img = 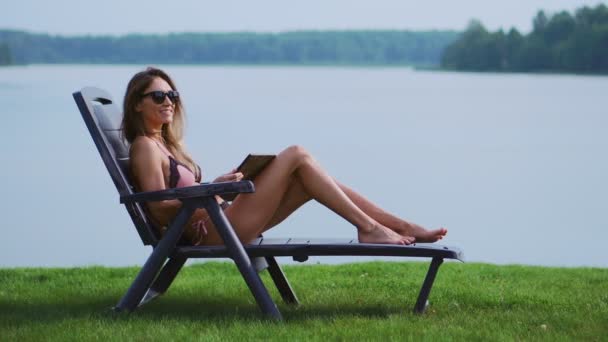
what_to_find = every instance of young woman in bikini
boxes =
[121,67,447,246]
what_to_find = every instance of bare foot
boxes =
[358,223,415,245]
[394,222,447,243]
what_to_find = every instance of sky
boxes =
[1,0,605,36]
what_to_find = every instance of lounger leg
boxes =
[202,198,283,321]
[414,257,444,314]
[140,256,188,306]
[265,256,299,305]
[114,205,195,312]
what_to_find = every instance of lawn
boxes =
[1,262,606,340]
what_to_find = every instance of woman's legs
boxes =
[334,181,447,242]
[201,145,409,245]
[262,174,311,230]
[262,176,446,242]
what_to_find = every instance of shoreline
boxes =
[3,63,607,76]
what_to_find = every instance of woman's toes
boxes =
[402,236,415,245]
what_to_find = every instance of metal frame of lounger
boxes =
[73,86,464,321]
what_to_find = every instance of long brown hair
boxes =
[121,67,199,177]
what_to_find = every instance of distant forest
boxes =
[441,4,608,73]
[0,43,12,65]
[0,30,458,66]
[2,4,606,72]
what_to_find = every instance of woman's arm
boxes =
[130,137,209,226]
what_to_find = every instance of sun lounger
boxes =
[73,86,464,320]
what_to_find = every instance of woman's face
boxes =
[135,77,176,130]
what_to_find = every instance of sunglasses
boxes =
[142,90,180,104]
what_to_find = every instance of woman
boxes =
[122,67,447,246]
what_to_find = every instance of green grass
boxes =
[1,262,606,341]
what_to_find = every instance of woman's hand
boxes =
[212,168,244,183]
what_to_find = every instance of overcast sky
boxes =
[2,0,605,35]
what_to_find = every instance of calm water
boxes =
[1,65,606,268]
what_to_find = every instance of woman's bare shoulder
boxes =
[129,136,166,191]
[130,136,156,152]
[130,136,160,163]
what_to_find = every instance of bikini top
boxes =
[154,141,202,188]
[139,141,207,245]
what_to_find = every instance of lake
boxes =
[1,65,606,268]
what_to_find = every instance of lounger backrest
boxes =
[73,87,159,246]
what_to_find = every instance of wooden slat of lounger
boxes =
[175,239,464,261]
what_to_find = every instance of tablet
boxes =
[237,154,276,180]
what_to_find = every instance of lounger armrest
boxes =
[119,181,255,203]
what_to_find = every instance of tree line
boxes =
[441,4,608,73]
[0,43,12,65]
[0,30,458,66]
